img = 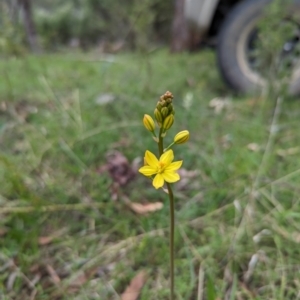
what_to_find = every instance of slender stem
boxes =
[158,128,164,156]
[164,142,175,152]
[158,128,175,300]
[167,182,175,300]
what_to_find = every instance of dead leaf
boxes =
[68,267,98,293]
[243,253,259,283]
[127,202,163,215]
[46,264,61,285]
[95,94,115,105]
[121,271,147,300]
[209,97,231,114]
[277,147,300,157]
[10,100,38,122]
[6,271,18,291]
[0,101,7,111]
[247,143,261,152]
[38,228,68,245]
[98,150,136,186]
[177,168,199,190]
[38,236,55,246]
[122,196,163,214]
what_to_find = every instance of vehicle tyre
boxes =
[217,0,300,95]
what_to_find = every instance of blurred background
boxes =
[1,0,300,299]
[0,0,174,54]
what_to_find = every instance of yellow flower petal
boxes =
[153,173,164,189]
[162,171,180,183]
[145,150,159,168]
[160,150,174,167]
[139,166,157,176]
[165,160,183,172]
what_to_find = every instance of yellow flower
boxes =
[174,130,190,144]
[143,114,155,132]
[139,149,182,189]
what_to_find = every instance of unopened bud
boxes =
[162,91,174,101]
[160,99,167,107]
[162,114,174,131]
[154,108,163,126]
[156,103,162,111]
[143,114,155,132]
[167,103,174,112]
[161,107,169,118]
[174,130,190,144]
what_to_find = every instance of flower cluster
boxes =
[139,91,189,189]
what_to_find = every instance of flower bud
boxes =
[167,103,173,109]
[162,91,174,101]
[143,114,155,132]
[160,99,167,107]
[154,108,163,125]
[161,107,169,118]
[167,103,174,113]
[174,130,190,144]
[162,114,174,131]
[156,102,163,111]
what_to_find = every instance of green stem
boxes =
[158,128,164,156]
[164,142,175,152]
[158,128,175,300]
[167,182,175,300]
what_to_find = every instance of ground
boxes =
[1,49,300,299]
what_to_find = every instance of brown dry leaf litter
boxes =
[121,270,147,300]
[38,228,68,245]
[177,168,199,190]
[247,143,261,152]
[122,196,163,215]
[277,146,300,157]
[98,150,136,186]
[127,201,163,215]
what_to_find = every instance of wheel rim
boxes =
[236,14,300,91]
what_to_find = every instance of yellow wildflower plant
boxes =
[138,91,189,299]
[139,150,182,189]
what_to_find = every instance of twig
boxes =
[197,263,204,300]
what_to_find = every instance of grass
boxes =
[1,49,300,299]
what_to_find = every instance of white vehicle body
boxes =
[184,0,219,32]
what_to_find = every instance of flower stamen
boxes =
[139,150,182,189]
